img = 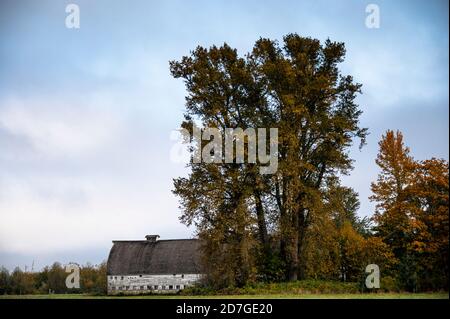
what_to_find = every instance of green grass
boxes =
[183,280,363,296]
[2,280,447,299]
[0,292,448,299]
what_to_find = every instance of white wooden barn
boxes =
[106,235,202,294]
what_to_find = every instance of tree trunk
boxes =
[279,209,298,281]
[254,189,268,247]
[287,212,299,281]
[297,210,307,280]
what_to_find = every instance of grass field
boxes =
[0,293,448,299]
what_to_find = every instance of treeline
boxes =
[171,34,449,292]
[0,262,106,295]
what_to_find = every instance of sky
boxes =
[0,0,448,271]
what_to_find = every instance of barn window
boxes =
[154,285,158,290]
[176,285,180,289]
[169,285,173,290]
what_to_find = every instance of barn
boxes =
[106,235,203,294]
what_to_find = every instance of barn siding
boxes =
[107,274,202,294]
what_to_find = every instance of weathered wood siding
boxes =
[107,274,201,294]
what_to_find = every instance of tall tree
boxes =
[371,130,449,290]
[370,130,416,257]
[171,34,367,283]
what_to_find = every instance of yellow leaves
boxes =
[363,237,397,268]
[291,103,306,115]
[339,222,364,245]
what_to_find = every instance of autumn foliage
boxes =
[171,34,448,292]
[0,262,107,295]
[370,130,449,291]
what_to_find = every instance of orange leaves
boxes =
[370,130,449,290]
[370,130,416,214]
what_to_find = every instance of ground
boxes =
[0,293,448,299]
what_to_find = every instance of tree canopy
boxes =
[170,34,368,284]
[170,35,447,291]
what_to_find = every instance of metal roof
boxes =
[107,238,202,275]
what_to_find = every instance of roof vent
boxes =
[145,235,160,242]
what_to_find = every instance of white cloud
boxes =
[0,95,122,158]
[0,174,188,255]
[0,88,192,256]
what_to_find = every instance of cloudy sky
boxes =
[0,0,448,270]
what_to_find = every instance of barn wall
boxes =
[107,274,202,294]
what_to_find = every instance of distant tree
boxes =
[47,262,66,293]
[9,267,35,295]
[0,267,11,294]
[35,266,49,293]
[81,262,107,294]
[0,261,107,295]
[95,262,107,294]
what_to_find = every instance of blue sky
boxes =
[0,0,448,270]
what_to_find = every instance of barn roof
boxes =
[107,237,202,275]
